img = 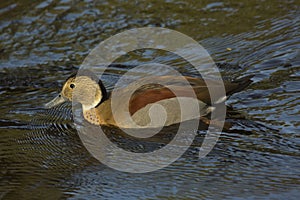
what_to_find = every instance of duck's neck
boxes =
[82,99,113,126]
[83,108,102,125]
[82,90,111,125]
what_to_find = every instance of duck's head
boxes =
[45,72,108,110]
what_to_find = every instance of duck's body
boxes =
[85,96,208,128]
[45,72,252,129]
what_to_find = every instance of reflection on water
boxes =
[0,0,299,199]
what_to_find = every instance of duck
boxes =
[45,71,253,129]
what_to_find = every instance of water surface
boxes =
[0,0,299,199]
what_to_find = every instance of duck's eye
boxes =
[70,83,75,89]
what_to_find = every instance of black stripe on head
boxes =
[66,71,78,81]
[98,79,109,105]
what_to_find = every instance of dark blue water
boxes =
[0,0,299,199]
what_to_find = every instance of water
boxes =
[0,0,299,199]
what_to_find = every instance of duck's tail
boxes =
[226,75,254,96]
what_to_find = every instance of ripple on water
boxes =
[0,0,300,199]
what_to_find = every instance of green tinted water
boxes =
[0,0,299,199]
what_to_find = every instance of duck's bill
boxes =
[45,94,66,109]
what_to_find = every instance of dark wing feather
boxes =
[127,75,253,115]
